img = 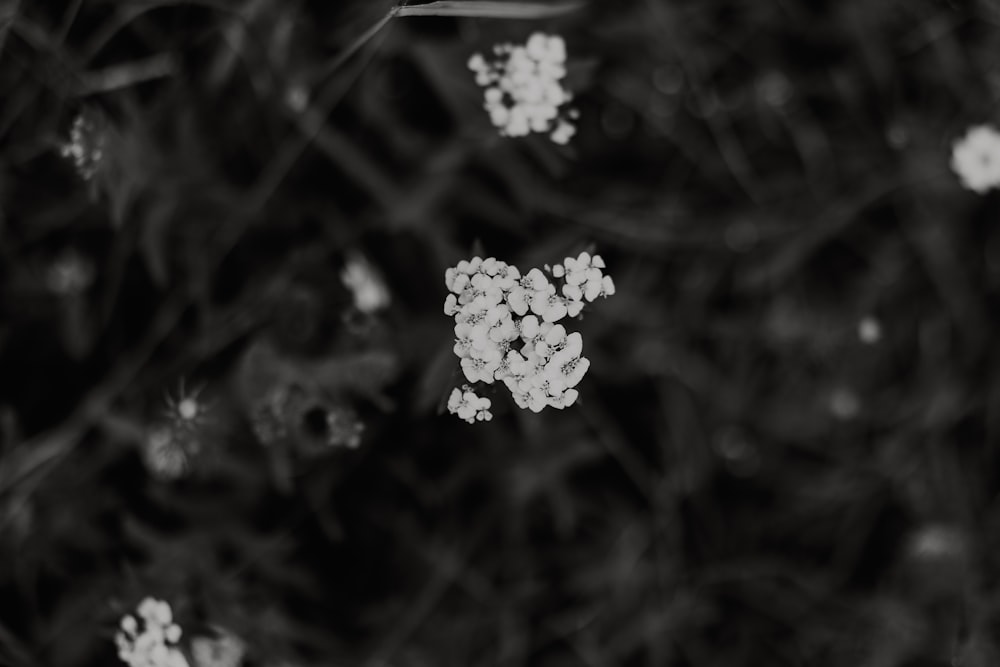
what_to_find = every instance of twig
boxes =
[54,0,84,45]
[312,0,586,87]
[310,5,401,87]
[75,53,176,95]
[210,10,394,262]
[0,296,189,498]
[396,0,585,18]
[80,0,240,63]
[362,520,495,667]
[0,0,20,64]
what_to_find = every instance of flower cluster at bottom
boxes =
[444,253,614,421]
[115,598,188,667]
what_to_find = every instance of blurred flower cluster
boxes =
[142,384,210,480]
[190,627,246,667]
[59,112,105,181]
[444,253,614,419]
[115,598,188,667]
[250,384,364,452]
[468,33,578,144]
[45,249,95,296]
[340,252,390,315]
[951,124,1000,193]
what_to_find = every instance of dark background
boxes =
[2,0,1000,665]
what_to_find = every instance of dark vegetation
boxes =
[2,1,1000,665]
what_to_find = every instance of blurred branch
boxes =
[0,296,189,499]
[0,0,19,65]
[577,395,656,504]
[80,0,241,63]
[75,53,176,95]
[0,619,35,667]
[644,0,763,205]
[207,0,270,85]
[212,20,390,260]
[362,520,497,667]
[54,0,83,44]
[314,0,585,86]
[311,6,402,86]
[741,175,911,289]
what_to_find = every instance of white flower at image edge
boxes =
[951,124,1000,194]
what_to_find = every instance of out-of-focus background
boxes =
[2,1,1000,665]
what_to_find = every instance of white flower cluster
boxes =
[444,253,614,418]
[115,598,189,667]
[60,113,104,180]
[951,124,1000,194]
[468,33,578,144]
[448,385,493,424]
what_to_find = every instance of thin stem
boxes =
[311,5,401,87]
[396,0,585,19]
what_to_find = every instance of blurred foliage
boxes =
[2,0,1000,666]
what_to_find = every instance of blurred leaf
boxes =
[139,199,176,288]
[59,297,98,359]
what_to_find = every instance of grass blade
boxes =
[396,1,584,19]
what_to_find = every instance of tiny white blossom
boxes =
[461,348,501,384]
[545,341,590,394]
[951,124,1000,193]
[165,624,182,644]
[550,120,576,145]
[163,381,210,429]
[447,386,493,423]
[444,293,459,316]
[341,252,390,314]
[555,252,615,304]
[507,268,550,316]
[858,316,881,344]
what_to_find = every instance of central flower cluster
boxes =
[468,33,578,144]
[444,254,614,418]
